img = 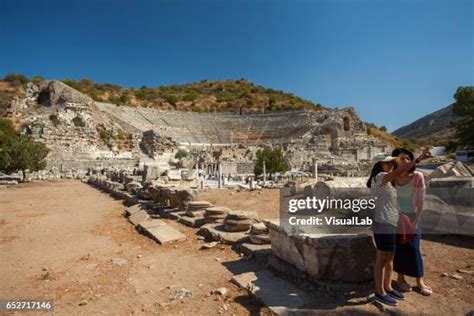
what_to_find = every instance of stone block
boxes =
[129,210,150,226]
[264,220,375,283]
[167,169,182,181]
[142,224,186,245]
[143,164,160,181]
[179,215,206,228]
[125,181,142,194]
[428,177,474,188]
[231,270,313,314]
[198,224,249,244]
[238,243,272,262]
[137,219,166,230]
[124,204,144,217]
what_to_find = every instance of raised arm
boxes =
[380,147,432,186]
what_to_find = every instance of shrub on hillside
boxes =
[3,73,29,87]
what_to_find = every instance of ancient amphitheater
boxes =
[98,102,314,145]
[10,80,388,178]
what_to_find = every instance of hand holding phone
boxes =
[430,146,447,157]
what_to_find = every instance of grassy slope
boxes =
[61,78,326,113]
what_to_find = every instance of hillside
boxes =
[1,73,401,150]
[1,73,329,113]
[392,104,457,145]
[64,78,327,113]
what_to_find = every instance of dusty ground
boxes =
[1,182,473,315]
[0,181,269,315]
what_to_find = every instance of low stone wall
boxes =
[46,159,138,173]
[264,219,375,283]
[87,176,138,205]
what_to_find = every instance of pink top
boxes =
[412,171,426,214]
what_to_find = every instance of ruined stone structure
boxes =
[11,80,389,176]
[99,102,386,163]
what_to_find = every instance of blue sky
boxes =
[1,0,473,131]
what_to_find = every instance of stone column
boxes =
[312,158,318,181]
[263,160,266,187]
[218,163,222,188]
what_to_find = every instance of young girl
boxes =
[367,148,431,306]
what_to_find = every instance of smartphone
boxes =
[430,146,447,157]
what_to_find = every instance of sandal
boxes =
[417,285,433,296]
[398,282,412,292]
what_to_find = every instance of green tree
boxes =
[0,119,49,181]
[254,147,288,176]
[0,118,17,142]
[0,119,17,166]
[175,149,188,160]
[452,86,474,147]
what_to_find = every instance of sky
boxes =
[0,0,473,131]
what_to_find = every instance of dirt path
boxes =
[0,181,268,315]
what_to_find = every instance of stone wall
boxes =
[220,161,254,175]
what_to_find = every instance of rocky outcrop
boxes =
[37,80,94,107]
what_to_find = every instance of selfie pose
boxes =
[367,147,432,306]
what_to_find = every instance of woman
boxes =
[392,148,433,296]
[367,148,431,306]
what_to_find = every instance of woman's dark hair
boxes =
[367,161,384,188]
[392,148,415,173]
